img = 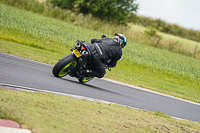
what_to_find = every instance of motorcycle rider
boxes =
[78,33,127,78]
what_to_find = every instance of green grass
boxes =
[0,3,200,103]
[1,89,200,133]
[0,5,101,53]
[130,24,200,59]
[130,24,200,52]
[0,39,61,65]
[1,0,200,59]
[1,3,200,132]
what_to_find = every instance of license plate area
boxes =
[73,49,82,57]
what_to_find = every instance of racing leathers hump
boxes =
[91,37,122,67]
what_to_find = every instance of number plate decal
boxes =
[73,49,82,57]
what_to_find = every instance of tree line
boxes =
[50,0,138,25]
[136,16,200,42]
[50,0,199,42]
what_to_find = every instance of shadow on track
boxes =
[51,75,122,96]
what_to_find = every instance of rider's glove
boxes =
[91,38,96,44]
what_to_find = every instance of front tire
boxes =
[52,54,78,77]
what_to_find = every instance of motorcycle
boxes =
[52,41,111,83]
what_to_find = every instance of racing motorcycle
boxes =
[52,41,111,83]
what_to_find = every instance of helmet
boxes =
[114,33,127,48]
[101,35,106,38]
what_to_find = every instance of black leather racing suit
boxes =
[80,37,122,78]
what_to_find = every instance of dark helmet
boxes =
[101,35,106,38]
[114,33,127,48]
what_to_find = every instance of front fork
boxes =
[68,55,86,77]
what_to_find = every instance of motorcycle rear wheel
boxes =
[78,77,94,83]
[52,54,78,77]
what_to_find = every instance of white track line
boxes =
[0,83,197,123]
[103,78,200,106]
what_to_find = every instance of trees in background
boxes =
[136,16,200,42]
[50,0,199,42]
[50,0,138,24]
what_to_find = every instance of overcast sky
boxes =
[136,0,200,30]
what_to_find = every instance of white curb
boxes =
[0,126,31,133]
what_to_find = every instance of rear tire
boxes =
[52,54,78,77]
[78,77,94,83]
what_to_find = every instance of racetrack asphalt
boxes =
[0,52,200,122]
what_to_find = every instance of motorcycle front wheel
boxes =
[52,54,78,77]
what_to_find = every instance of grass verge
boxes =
[1,88,200,133]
